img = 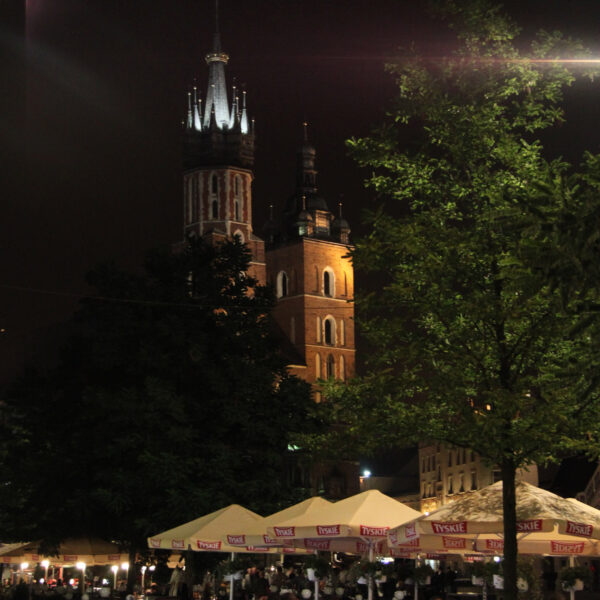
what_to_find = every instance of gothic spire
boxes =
[203,0,230,129]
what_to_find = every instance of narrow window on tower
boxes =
[324,316,335,345]
[234,175,241,221]
[211,173,218,194]
[340,319,345,346]
[323,267,335,297]
[276,271,288,298]
[235,199,240,221]
[326,354,335,378]
[212,199,218,219]
[344,272,348,296]
[315,353,321,378]
[340,355,345,381]
[316,316,322,343]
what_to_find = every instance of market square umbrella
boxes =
[387,480,600,556]
[266,490,422,600]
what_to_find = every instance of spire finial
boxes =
[303,121,308,142]
[302,195,307,211]
[215,0,220,34]
[339,201,343,217]
[269,204,274,220]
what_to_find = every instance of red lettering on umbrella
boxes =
[566,521,593,538]
[431,521,467,534]
[316,525,340,536]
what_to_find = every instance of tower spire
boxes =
[204,0,229,128]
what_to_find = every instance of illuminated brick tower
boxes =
[182,24,265,283]
[263,125,358,498]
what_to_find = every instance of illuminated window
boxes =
[326,354,335,378]
[316,316,322,343]
[323,267,335,297]
[315,353,321,378]
[323,316,336,345]
[276,271,288,298]
[340,355,345,381]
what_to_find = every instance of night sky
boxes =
[2,0,600,383]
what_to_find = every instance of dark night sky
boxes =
[2,0,600,383]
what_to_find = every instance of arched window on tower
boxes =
[326,354,335,379]
[323,267,335,297]
[276,271,288,298]
[234,175,241,221]
[323,316,335,346]
[211,174,218,194]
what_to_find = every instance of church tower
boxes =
[264,125,358,498]
[181,17,265,283]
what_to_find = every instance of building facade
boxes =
[182,25,358,498]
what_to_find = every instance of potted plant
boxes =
[414,565,434,586]
[559,566,591,592]
[304,555,331,581]
[216,556,247,582]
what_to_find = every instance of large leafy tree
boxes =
[308,2,600,598]
[0,237,313,571]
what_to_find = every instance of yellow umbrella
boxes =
[0,538,127,566]
[223,496,333,549]
[267,489,421,554]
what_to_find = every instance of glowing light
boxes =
[362,470,371,478]
[121,563,129,571]
[76,562,86,571]
[493,556,501,563]
[20,563,28,571]
[148,566,156,572]
[141,566,147,573]
[41,560,49,569]
[111,566,118,574]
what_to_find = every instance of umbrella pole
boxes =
[368,543,374,600]
[413,559,418,600]
[230,553,235,600]
[569,556,575,600]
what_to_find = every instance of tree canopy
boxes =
[305,2,600,598]
[0,237,314,560]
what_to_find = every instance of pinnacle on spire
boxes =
[302,195,307,211]
[303,121,308,142]
[240,90,249,134]
[193,87,202,131]
[269,204,274,220]
[186,91,193,129]
[339,201,343,217]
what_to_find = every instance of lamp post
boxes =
[76,562,86,593]
[20,563,29,583]
[111,565,119,592]
[41,560,49,583]
[141,566,147,593]
[121,563,129,591]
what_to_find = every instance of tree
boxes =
[304,3,600,599]
[0,237,314,581]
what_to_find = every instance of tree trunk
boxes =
[501,459,518,600]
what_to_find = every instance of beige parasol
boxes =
[388,480,600,556]
[0,538,127,566]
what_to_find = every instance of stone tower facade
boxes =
[263,126,355,399]
[182,30,265,284]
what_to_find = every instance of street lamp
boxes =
[111,565,119,591]
[20,563,29,582]
[41,560,50,582]
[76,562,86,592]
[121,563,129,590]
[141,566,147,592]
